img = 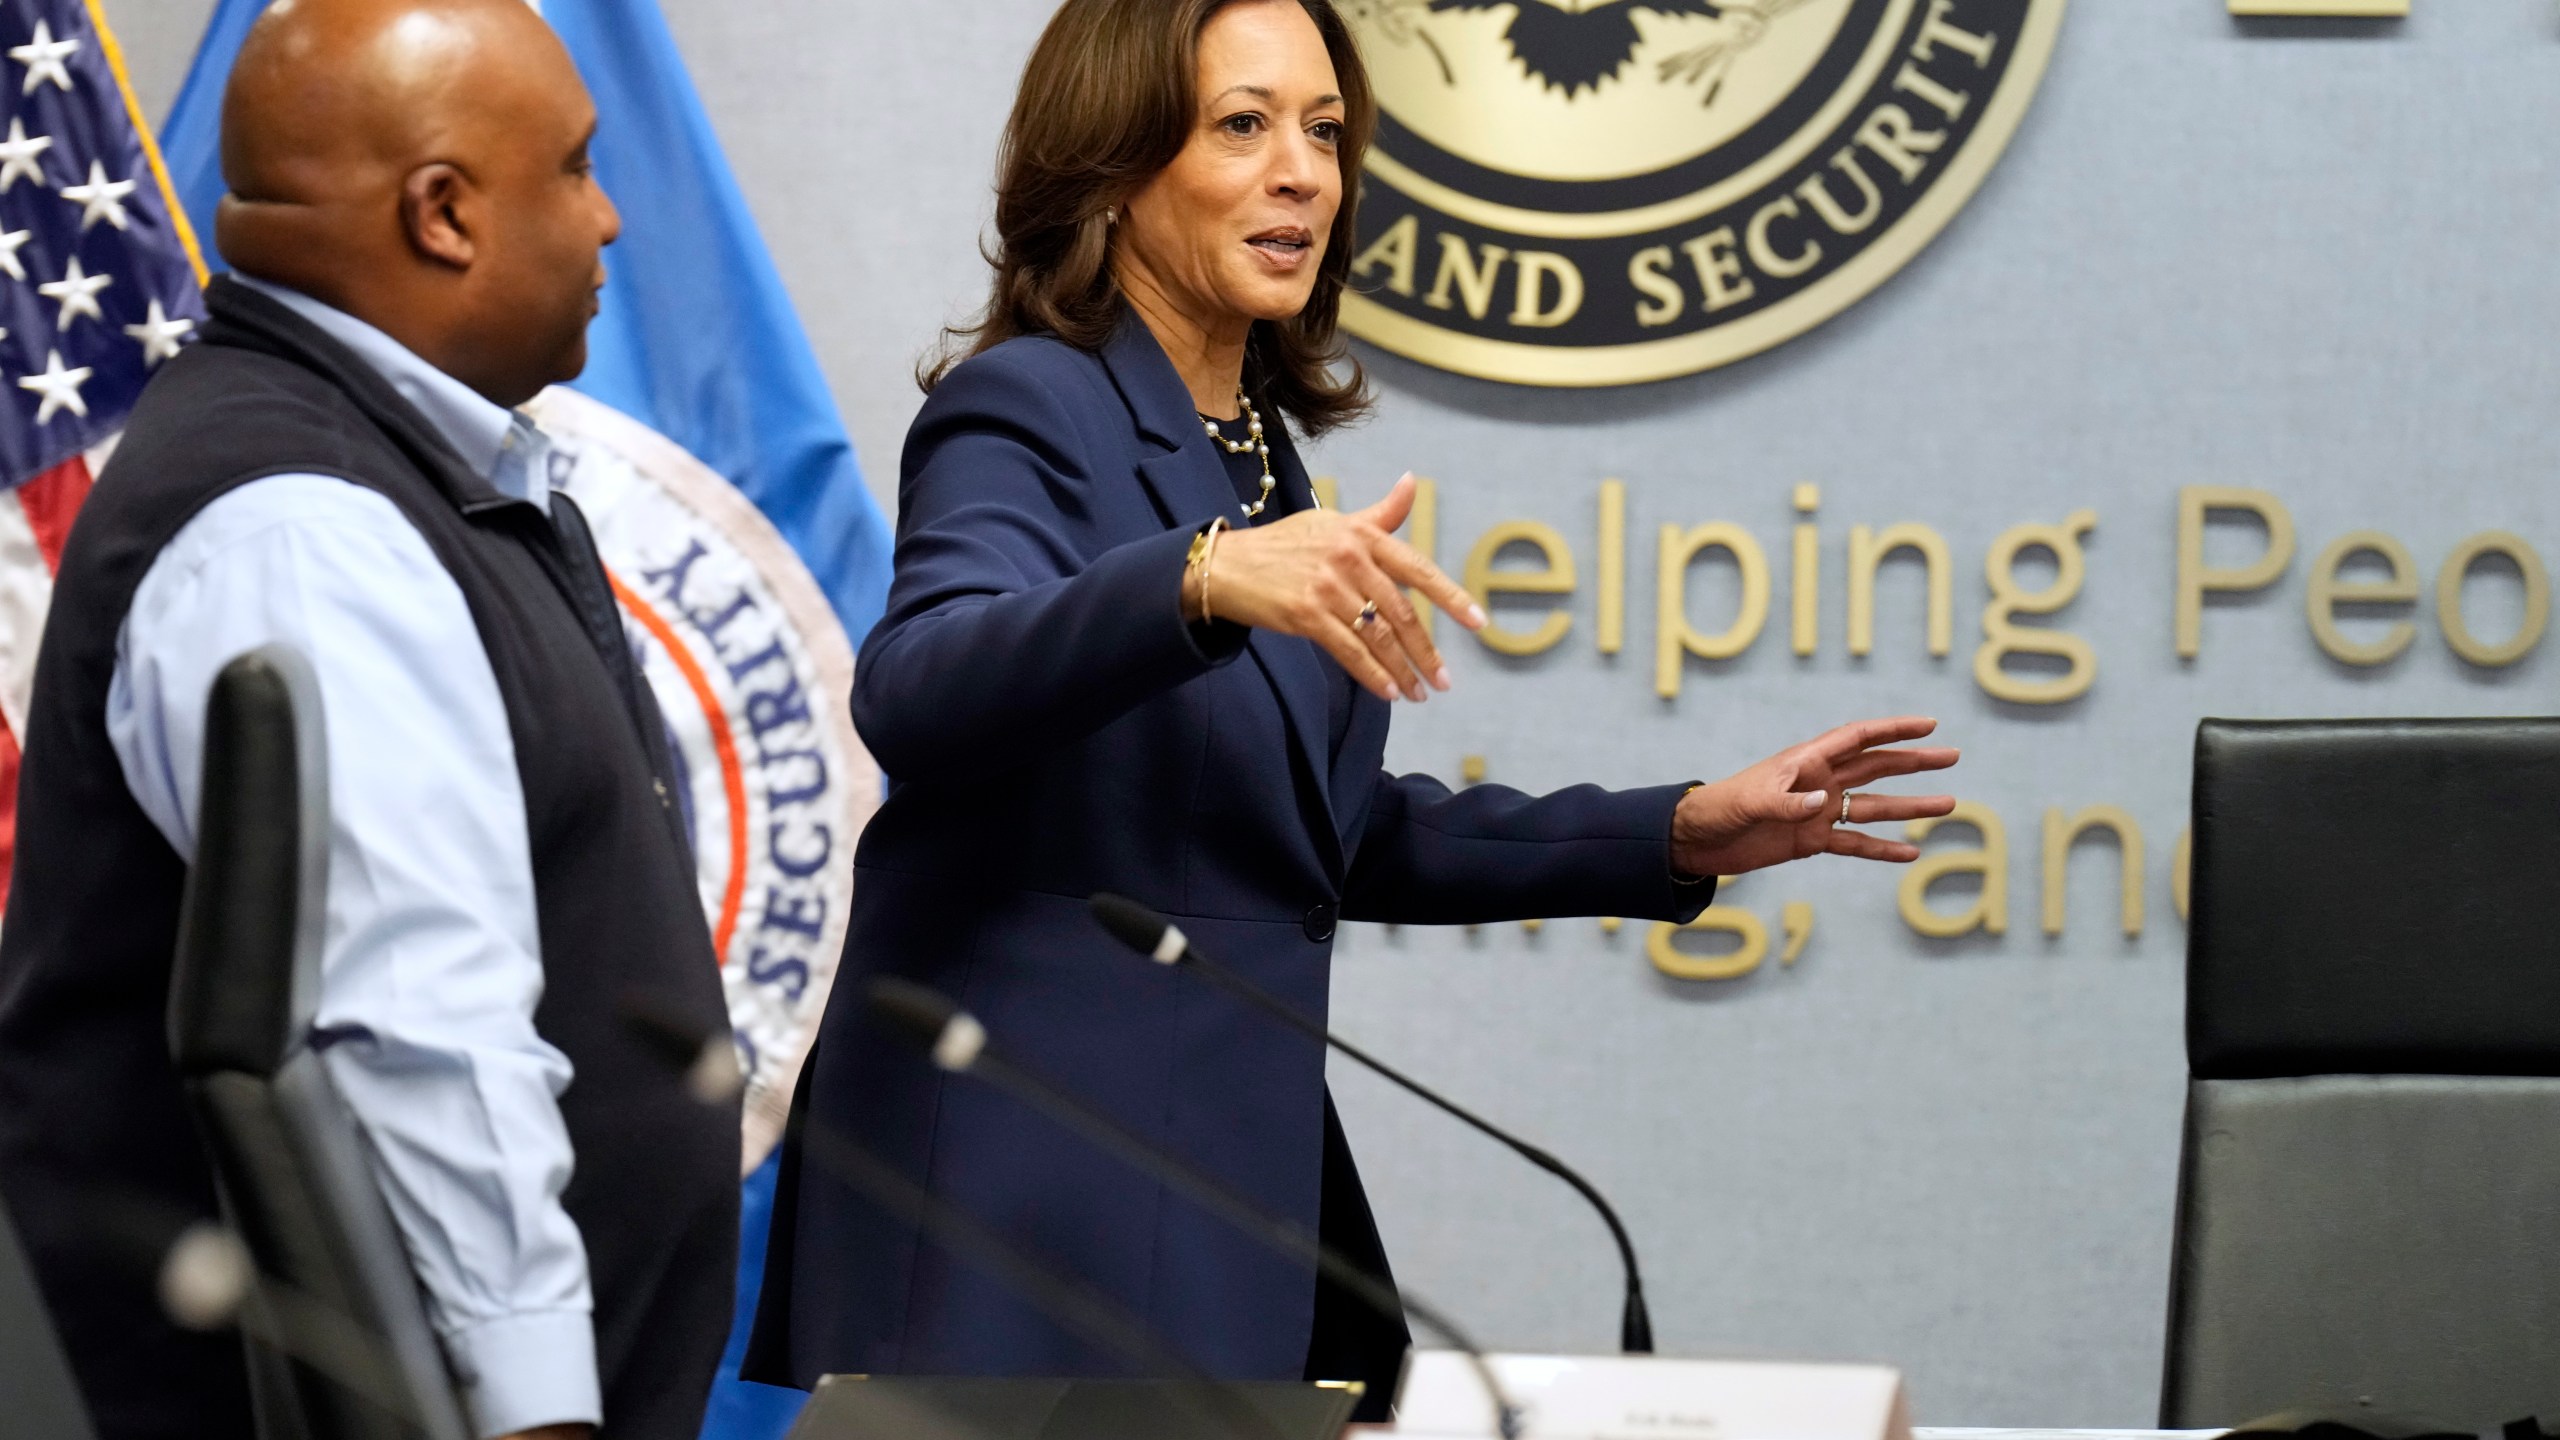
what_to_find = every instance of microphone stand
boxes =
[866,979,1525,1440]
[1091,892,1658,1355]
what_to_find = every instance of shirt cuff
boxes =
[444,1307,601,1439]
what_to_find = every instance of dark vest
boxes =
[0,277,739,1440]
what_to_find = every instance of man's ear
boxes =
[400,162,476,268]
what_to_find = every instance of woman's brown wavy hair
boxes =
[923,0,1376,437]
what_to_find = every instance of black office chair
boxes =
[168,645,469,1440]
[2161,718,2560,1427]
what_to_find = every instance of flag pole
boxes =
[79,0,213,285]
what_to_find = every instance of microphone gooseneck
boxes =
[866,977,1525,1440]
[1090,892,1659,1357]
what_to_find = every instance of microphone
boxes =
[1090,892,1659,1356]
[865,978,1523,1440]
[618,1006,1288,1440]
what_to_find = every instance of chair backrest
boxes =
[2162,717,2560,1427]
[168,646,469,1440]
[0,1183,96,1440]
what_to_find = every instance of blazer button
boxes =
[1302,902,1338,943]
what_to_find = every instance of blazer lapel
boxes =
[1098,314,1344,875]
[1100,316,1232,528]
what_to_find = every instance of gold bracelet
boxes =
[1198,517,1227,623]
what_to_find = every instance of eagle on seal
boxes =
[1428,0,1727,96]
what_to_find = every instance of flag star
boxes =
[37,256,110,328]
[10,20,77,96]
[18,348,91,424]
[59,160,133,232]
[0,119,50,193]
[123,298,193,366]
[0,228,27,282]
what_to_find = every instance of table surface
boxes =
[1917,1431,2225,1440]
[1351,1414,2232,1424]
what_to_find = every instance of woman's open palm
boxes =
[1670,717,1960,877]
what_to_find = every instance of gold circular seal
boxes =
[1338,0,2067,386]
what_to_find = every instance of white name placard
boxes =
[1391,1352,1912,1440]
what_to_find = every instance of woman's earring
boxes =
[1104,207,1118,227]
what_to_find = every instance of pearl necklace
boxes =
[1199,388,1275,520]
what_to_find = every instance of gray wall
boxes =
[104,0,2560,1424]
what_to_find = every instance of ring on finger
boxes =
[1840,791,1856,825]
[1352,600,1380,629]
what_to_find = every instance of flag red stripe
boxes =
[17,457,92,576]
[0,709,18,918]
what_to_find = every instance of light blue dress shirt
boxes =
[105,276,601,1439]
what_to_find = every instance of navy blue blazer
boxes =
[745,316,1713,1387]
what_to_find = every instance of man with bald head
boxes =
[0,2,738,1438]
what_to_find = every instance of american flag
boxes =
[0,0,206,913]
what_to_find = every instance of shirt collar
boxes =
[229,274,552,514]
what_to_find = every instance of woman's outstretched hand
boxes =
[1188,474,1487,702]
[1671,717,1960,877]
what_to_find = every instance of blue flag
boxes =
[163,3,895,1436]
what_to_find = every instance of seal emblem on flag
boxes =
[528,387,876,1173]
[1338,0,2063,386]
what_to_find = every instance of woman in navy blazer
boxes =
[749,0,1958,1409]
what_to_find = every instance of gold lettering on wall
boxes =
[1509,251,1586,329]
[1891,61,1972,124]
[1466,520,1577,656]
[1779,901,1814,966]
[1350,214,1419,297]
[2306,530,2419,666]
[1655,523,1771,697]
[1796,149,1885,234]
[1425,234,1509,320]
[1680,227,1757,314]
[1629,246,1683,328]
[1598,481,1627,655]
[2041,805,2143,938]
[2435,531,2551,668]
[1649,906,1769,981]
[1648,520,1771,696]
[1848,521,1953,658]
[1977,511,2098,704]
[1851,104,1947,185]
[2176,486,2295,659]
[1913,0,2000,66]
[1899,802,2010,938]
[1791,484,1821,657]
[1747,197,1822,280]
